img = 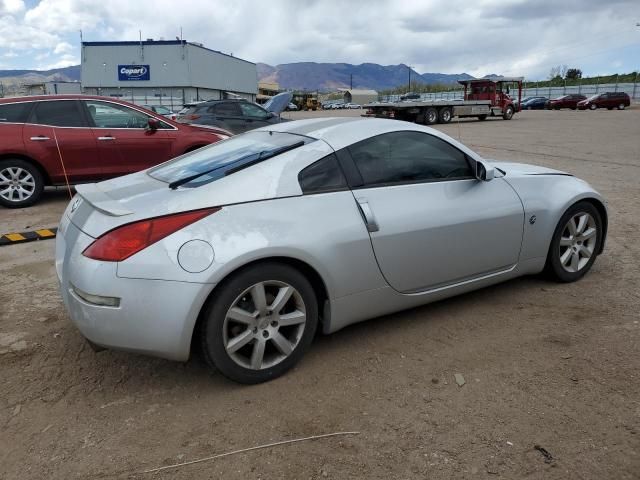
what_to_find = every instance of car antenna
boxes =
[52,128,73,200]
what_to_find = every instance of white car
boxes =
[344,103,362,109]
[56,118,607,383]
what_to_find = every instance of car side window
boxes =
[213,103,242,116]
[298,153,347,194]
[239,103,269,119]
[0,102,33,122]
[348,131,474,187]
[29,100,86,127]
[85,101,156,129]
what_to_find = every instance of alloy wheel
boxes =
[223,280,307,370]
[0,167,36,203]
[558,212,597,273]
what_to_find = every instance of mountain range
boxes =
[258,62,473,91]
[0,63,473,94]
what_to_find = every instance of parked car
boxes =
[56,117,607,384]
[176,92,292,134]
[330,103,345,109]
[521,97,548,110]
[344,103,362,109]
[577,92,631,110]
[285,102,298,111]
[400,92,421,100]
[143,104,177,120]
[0,95,231,208]
[545,94,587,110]
[177,101,206,115]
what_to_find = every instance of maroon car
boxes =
[0,95,231,208]
[545,94,587,110]
[577,92,631,110]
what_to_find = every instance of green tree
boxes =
[566,68,582,80]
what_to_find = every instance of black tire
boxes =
[617,103,625,110]
[502,105,514,120]
[477,114,488,121]
[544,201,603,283]
[438,107,452,124]
[200,262,318,384]
[589,104,597,110]
[425,107,438,125]
[0,159,45,208]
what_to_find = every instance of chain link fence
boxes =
[381,79,640,103]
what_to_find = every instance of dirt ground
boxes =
[1,108,639,480]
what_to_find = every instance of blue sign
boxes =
[118,65,150,81]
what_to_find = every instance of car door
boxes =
[343,131,524,293]
[84,100,173,177]
[238,102,274,131]
[22,99,100,183]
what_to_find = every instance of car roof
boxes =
[255,117,483,161]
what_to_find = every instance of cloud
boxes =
[0,0,24,15]
[0,0,638,78]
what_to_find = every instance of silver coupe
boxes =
[56,118,607,383]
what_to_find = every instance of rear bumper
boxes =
[56,219,211,361]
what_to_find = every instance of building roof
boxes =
[339,88,378,95]
[81,40,255,65]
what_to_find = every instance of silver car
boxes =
[56,118,607,383]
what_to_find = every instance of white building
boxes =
[81,40,257,109]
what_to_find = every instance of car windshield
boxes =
[149,130,313,188]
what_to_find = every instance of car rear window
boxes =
[149,130,314,188]
[0,102,33,122]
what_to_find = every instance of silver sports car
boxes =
[56,118,607,383]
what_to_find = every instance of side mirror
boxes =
[476,161,495,181]
[147,118,160,131]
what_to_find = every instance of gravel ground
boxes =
[1,108,639,479]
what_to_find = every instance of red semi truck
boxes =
[364,76,523,124]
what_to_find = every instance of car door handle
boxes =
[30,136,50,141]
[97,136,116,141]
[356,198,379,232]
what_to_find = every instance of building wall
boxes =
[81,41,257,97]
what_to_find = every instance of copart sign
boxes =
[118,65,150,81]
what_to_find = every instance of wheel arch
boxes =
[580,197,608,254]
[190,255,331,355]
[183,144,207,154]
[0,153,52,186]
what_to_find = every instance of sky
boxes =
[0,0,638,79]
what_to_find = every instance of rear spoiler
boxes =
[75,184,134,217]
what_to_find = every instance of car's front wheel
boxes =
[0,159,44,208]
[590,103,597,110]
[200,262,318,384]
[617,103,625,110]
[503,106,514,120]
[545,201,603,282]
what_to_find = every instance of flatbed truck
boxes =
[363,76,523,124]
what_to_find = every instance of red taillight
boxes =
[83,208,220,262]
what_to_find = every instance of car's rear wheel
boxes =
[200,262,318,384]
[617,103,625,110]
[545,202,602,283]
[0,159,44,208]
[590,104,597,110]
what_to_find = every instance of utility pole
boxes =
[407,65,413,93]
[350,73,353,90]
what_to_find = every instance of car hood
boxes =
[263,92,293,114]
[486,160,571,177]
